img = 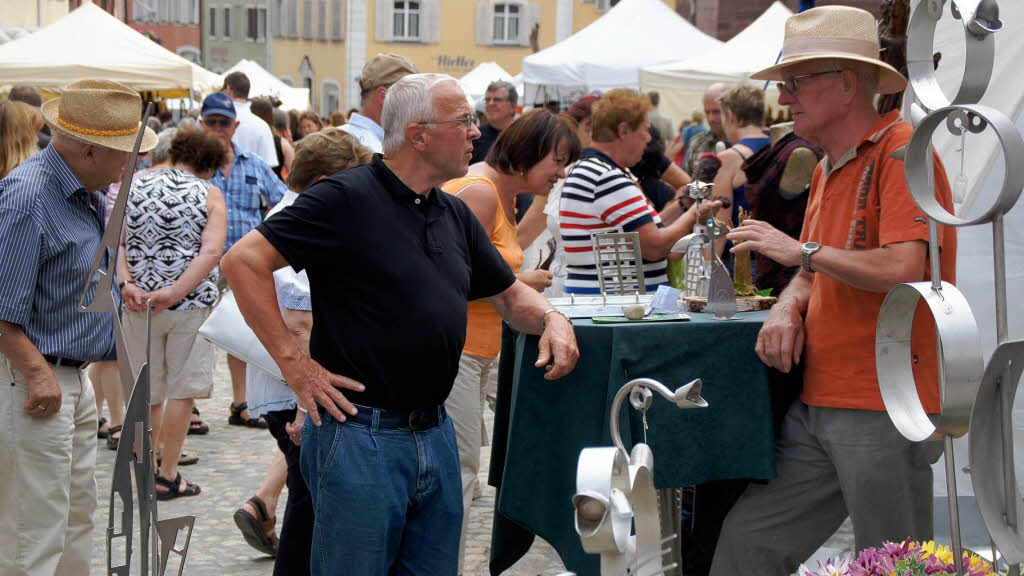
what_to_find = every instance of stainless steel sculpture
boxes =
[672,181,736,319]
[76,102,195,575]
[572,378,707,576]
[875,1,1022,573]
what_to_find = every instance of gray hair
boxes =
[486,80,518,106]
[150,127,177,165]
[272,107,290,134]
[381,73,458,155]
[146,116,162,134]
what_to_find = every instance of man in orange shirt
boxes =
[709,7,955,574]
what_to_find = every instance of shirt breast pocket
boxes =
[244,175,263,211]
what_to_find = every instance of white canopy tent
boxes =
[521,0,722,108]
[458,62,515,108]
[0,2,219,97]
[638,1,793,123]
[222,59,310,112]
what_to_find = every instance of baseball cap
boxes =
[359,53,419,93]
[201,92,236,119]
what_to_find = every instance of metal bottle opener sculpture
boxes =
[571,378,707,576]
[672,181,736,319]
[77,102,195,575]
[874,1,1020,574]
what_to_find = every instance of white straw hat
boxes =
[41,79,157,153]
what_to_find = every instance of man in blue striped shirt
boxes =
[202,91,287,427]
[0,79,157,576]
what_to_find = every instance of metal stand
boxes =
[76,102,195,576]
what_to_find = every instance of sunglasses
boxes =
[203,117,233,128]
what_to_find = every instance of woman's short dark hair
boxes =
[718,84,766,128]
[485,109,581,175]
[250,98,274,127]
[287,128,373,192]
[169,128,226,174]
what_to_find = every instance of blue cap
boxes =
[201,92,236,119]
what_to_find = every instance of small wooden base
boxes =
[682,295,777,313]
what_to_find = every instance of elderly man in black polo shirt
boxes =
[222,73,578,576]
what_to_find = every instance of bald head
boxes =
[703,83,731,138]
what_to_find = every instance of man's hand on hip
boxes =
[282,353,365,427]
[535,314,579,380]
[755,301,805,373]
[24,367,61,417]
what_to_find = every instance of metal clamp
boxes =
[876,281,984,441]
[904,104,1024,226]
[906,0,1000,113]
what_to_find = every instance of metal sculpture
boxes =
[572,378,707,576]
[875,1,1021,574]
[673,181,736,319]
[76,102,195,575]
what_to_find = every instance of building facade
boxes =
[1,0,68,31]
[676,0,879,41]
[64,0,202,63]
[270,0,667,116]
[201,0,271,72]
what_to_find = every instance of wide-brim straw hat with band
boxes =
[41,79,158,153]
[751,5,907,95]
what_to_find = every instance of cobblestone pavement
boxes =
[89,351,852,575]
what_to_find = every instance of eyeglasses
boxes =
[776,70,842,95]
[418,114,477,130]
[203,117,233,128]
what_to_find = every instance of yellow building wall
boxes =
[0,0,68,28]
[272,40,347,110]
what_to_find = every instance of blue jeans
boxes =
[300,406,463,576]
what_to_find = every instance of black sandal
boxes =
[97,417,109,439]
[188,406,209,435]
[233,495,278,556]
[106,425,122,451]
[228,402,267,429]
[154,473,201,501]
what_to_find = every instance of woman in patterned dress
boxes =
[117,128,227,499]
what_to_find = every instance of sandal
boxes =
[228,402,267,429]
[233,495,278,556]
[154,472,201,501]
[188,406,209,435]
[97,417,109,439]
[157,452,199,467]
[106,425,122,451]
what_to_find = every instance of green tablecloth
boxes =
[488,312,777,576]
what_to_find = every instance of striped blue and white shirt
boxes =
[0,145,116,361]
[210,143,287,250]
[559,148,668,294]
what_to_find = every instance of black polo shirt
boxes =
[257,155,516,410]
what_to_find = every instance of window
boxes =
[331,0,344,40]
[303,0,313,38]
[191,0,200,24]
[393,1,419,40]
[223,6,231,39]
[208,6,217,37]
[273,0,283,37]
[288,0,299,37]
[493,3,519,43]
[321,79,340,117]
[245,7,266,41]
[317,0,327,39]
[259,8,266,41]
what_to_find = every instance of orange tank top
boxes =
[442,175,524,359]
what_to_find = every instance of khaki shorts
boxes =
[123,307,215,404]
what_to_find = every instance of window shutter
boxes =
[423,1,440,43]
[519,2,539,47]
[318,0,327,39]
[289,0,299,37]
[303,0,312,39]
[475,2,491,46]
[331,0,345,40]
[374,0,392,42]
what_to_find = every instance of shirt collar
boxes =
[231,142,251,161]
[348,113,384,140]
[370,154,446,210]
[42,144,87,199]
[581,147,621,169]
[822,110,903,175]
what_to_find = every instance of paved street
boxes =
[89,351,852,575]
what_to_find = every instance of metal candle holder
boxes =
[76,102,195,575]
[876,1,1019,574]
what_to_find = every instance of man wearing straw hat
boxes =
[0,79,156,575]
[715,6,956,572]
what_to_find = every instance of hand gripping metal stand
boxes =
[569,378,708,576]
[875,2,1019,574]
[76,102,195,575]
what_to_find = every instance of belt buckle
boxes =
[408,410,428,432]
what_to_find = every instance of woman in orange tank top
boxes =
[441,109,581,573]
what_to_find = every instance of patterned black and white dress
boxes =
[125,168,219,310]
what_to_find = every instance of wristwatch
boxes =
[118,280,134,290]
[801,242,822,273]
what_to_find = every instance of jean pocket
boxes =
[440,419,459,459]
[317,418,346,492]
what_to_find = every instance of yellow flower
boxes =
[919,541,936,559]
[967,554,992,574]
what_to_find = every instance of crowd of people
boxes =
[0,5,961,576]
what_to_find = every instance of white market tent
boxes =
[638,1,793,123]
[458,62,515,108]
[0,2,219,97]
[221,59,310,112]
[521,0,722,107]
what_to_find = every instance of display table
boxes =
[488,312,778,576]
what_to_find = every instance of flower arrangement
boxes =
[798,539,995,576]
